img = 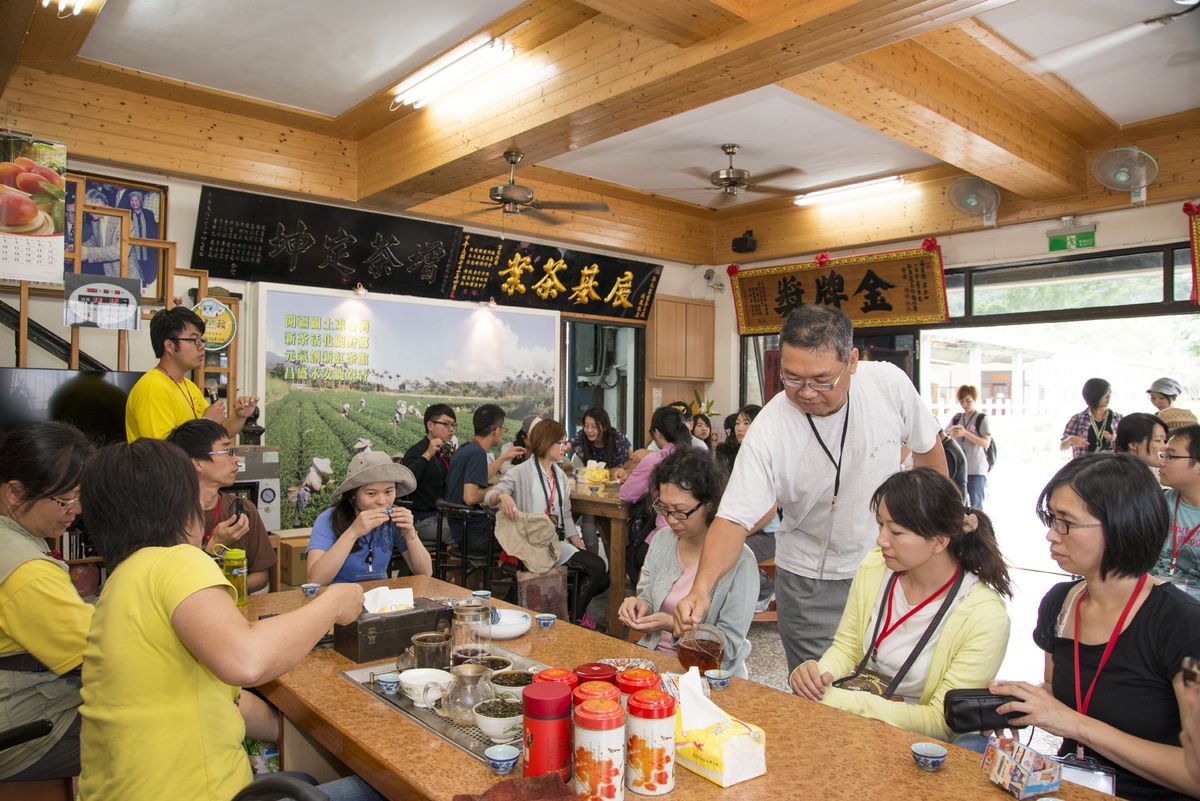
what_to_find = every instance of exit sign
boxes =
[1048,231,1096,252]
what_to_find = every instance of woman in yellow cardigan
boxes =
[790,467,1011,741]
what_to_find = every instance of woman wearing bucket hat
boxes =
[306,451,431,585]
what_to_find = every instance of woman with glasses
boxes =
[991,454,1200,801]
[0,422,93,783]
[618,447,757,676]
[1114,412,1169,470]
[790,468,1011,741]
[486,419,609,629]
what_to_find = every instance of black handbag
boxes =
[942,688,1025,733]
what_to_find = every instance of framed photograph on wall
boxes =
[74,173,167,301]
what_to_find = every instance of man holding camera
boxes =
[166,419,276,592]
[401,404,459,547]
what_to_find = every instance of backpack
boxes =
[954,412,998,473]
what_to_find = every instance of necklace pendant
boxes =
[1169,565,1177,577]
[831,496,838,512]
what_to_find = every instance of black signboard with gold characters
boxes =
[450,232,661,321]
[731,242,949,335]
[190,186,463,298]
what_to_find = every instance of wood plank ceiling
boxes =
[1,0,1196,266]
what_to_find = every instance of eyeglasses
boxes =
[780,362,849,393]
[1158,452,1195,462]
[431,419,456,428]
[651,500,704,522]
[207,448,234,457]
[49,495,81,513]
[170,336,206,348]
[1183,656,1198,688]
[1040,513,1104,536]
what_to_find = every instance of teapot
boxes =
[424,663,495,726]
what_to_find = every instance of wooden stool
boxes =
[752,557,777,623]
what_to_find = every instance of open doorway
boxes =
[923,312,1200,682]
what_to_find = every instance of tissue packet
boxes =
[672,668,765,787]
[981,737,1062,799]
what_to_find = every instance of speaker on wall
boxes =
[732,229,757,253]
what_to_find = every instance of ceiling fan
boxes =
[1024,0,1198,74]
[684,144,803,206]
[473,150,609,225]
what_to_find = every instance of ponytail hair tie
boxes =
[962,513,979,534]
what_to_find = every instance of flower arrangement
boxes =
[690,390,716,417]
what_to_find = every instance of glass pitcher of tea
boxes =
[676,623,726,673]
[450,601,492,666]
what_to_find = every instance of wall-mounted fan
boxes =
[472,150,609,225]
[684,144,803,207]
[1092,147,1158,203]
[948,176,1000,226]
[1024,1,1198,74]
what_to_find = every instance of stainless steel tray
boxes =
[341,644,548,762]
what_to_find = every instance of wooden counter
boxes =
[245,577,1107,801]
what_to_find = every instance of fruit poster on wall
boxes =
[0,133,67,284]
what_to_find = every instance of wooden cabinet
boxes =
[649,295,714,381]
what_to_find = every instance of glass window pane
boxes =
[1174,247,1194,302]
[972,252,1164,316]
[945,272,965,317]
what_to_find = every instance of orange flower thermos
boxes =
[625,689,676,795]
[573,698,626,801]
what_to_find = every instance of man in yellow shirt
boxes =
[124,306,258,442]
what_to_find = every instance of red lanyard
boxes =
[1170,495,1200,575]
[1073,574,1147,726]
[545,472,557,517]
[873,569,959,653]
[202,496,220,549]
[158,366,199,420]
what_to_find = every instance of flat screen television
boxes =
[0,367,144,445]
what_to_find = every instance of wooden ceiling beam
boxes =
[781,37,1085,199]
[913,19,1117,147]
[572,0,747,46]
[711,110,1200,262]
[15,0,104,63]
[0,0,37,97]
[358,0,1014,208]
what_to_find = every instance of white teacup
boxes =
[399,668,452,708]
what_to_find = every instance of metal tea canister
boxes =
[574,662,618,685]
[573,698,626,801]
[615,668,659,710]
[573,680,620,708]
[625,689,676,795]
[532,667,579,693]
[522,682,572,781]
[220,547,248,607]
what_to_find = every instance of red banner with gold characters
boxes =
[1186,201,1199,305]
[730,242,949,335]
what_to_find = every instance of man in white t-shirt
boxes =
[674,305,947,672]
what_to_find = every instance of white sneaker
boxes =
[754,593,775,614]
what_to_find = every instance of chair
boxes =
[0,719,73,801]
[230,774,329,801]
[433,500,515,596]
